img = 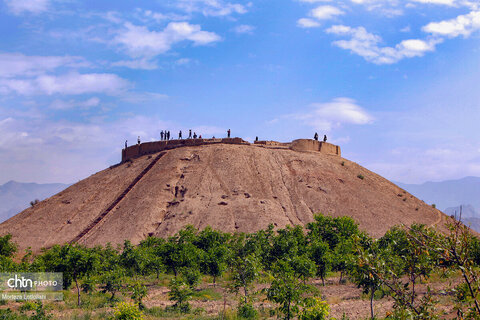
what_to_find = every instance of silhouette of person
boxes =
[137,136,140,145]
[189,129,192,139]
[227,129,231,138]
[323,135,327,142]
[167,131,170,140]
[179,130,182,139]
[255,136,259,142]
[193,132,197,139]
[160,130,164,141]
[125,140,127,149]
[199,135,202,139]
[314,133,318,141]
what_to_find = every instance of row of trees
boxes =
[0,214,479,319]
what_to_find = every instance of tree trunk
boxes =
[411,274,415,305]
[213,275,216,287]
[287,300,291,320]
[370,288,374,320]
[75,278,81,306]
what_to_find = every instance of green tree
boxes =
[168,277,193,313]
[0,234,17,257]
[266,259,313,320]
[131,282,148,310]
[120,241,147,277]
[139,237,165,279]
[196,227,230,285]
[65,246,98,306]
[230,253,261,304]
[307,214,359,250]
[100,267,124,301]
[348,234,382,320]
[0,234,18,272]
[309,240,332,286]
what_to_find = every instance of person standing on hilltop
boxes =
[160,130,164,141]
[193,132,197,139]
[125,140,127,149]
[314,133,318,141]
[167,131,170,140]
[323,135,327,142]
[137,136,140,145]
[179,130,182,139]
[189,129,192,139]
[227,129,231,138]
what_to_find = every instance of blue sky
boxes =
[1,0,480,184]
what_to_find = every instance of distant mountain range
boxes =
[397,176,480,231]
[0,181,69,223]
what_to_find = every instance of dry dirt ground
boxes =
[0,143,450,254]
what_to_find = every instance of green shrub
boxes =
[113,302,144,320]
[300,298,329,320]
[237,301,257,319]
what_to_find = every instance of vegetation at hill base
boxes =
[0,214,479,319]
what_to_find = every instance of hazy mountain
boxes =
[397,177,480,232]
[444,204,477,219]
[397,176,480,213]
[0,181,69,223]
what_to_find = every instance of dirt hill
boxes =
[0,142,449,253]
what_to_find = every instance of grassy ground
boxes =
[0,270,466,319]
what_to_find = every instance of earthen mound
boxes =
[0,143,449,253]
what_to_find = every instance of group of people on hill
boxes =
[124,130,328,150]
[156,129,203,141]
[124,129,232,149]
[314,132,327,142]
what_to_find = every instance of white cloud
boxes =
[422,10,480,37]
[297,18,321,28]
[118,92,168,104]
[0,53,88,78]
[0,73,131,96]
[326,25,441,64]
[4,0,49,15]
[112,58,158,70]
[0,114,225,183]
[114,22,221,58]
[293,98,374,131]
[410,0,456,5]
[0,115,167,183]
[233,24,255,34]
[298,0,333,2]
[310,5,345,20]
[369,145,480,184]
[49,97,101,110]
[175,58,193,65]
[174,0,251,17]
